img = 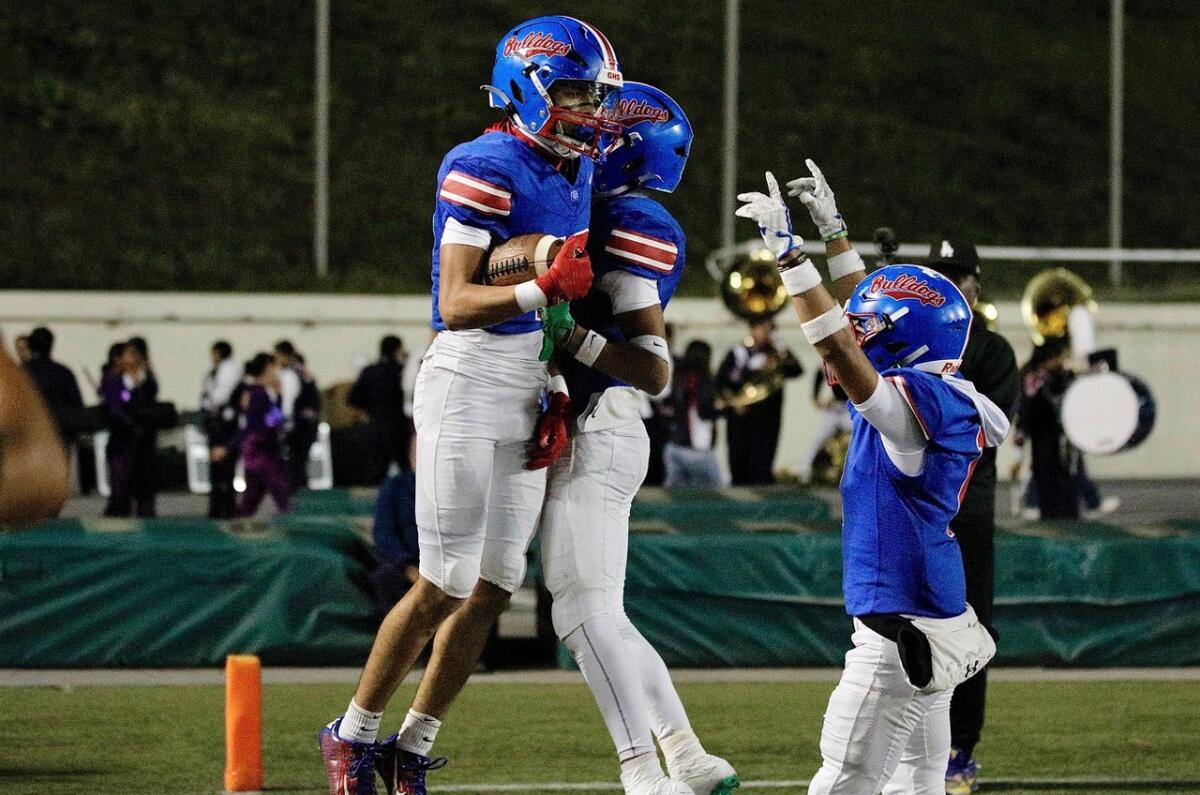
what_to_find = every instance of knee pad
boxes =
[418,555,480,600]
[477,545,527,595]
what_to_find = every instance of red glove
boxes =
[527,390,571,470]
[535,231,593,304]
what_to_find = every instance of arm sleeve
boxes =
[853,376,928,476]
[597,270,660,314]
[441,217,493,249]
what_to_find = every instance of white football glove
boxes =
[735,172,804,261]
[786,158,848,242]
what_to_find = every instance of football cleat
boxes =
[376,737,449,795]
[317,718,389,795]
[945,747,980,795]
[668,754,740,795]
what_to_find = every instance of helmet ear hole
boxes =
[674,145,687,157]
[622,155,645,174]
[509,80,524,104]
[884,341,909,354]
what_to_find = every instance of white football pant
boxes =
[542,422,693,761]
[808,620,953,795]
[413,330,547,599]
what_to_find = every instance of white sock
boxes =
[620,750,668,790]
[338,699,383,744]
[658,728,706,772]
[396,709,442,757]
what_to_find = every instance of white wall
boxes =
[2,290,1197,477]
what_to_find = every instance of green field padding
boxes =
[3,497,1200,667]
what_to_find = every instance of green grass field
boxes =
[4,678,1199,794]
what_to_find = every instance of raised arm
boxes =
[737,168,926,469]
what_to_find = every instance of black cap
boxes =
[927,238,980,280]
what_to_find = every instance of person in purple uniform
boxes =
[213,353,290,517]
[737,161,1009,795]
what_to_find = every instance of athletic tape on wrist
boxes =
[574,330,607,367]
[514,281,548,313]
[801,305,850,345]
[826,248,866,281]
[547,374,568,396]
[779,259,822,296]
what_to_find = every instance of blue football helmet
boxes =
[845,264,973,374]
[594,82,693,196]
[484,16,624,160]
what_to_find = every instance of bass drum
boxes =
[1061,371,1156,454]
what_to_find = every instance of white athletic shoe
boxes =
[621,775,696,795]
[668,754,740,795]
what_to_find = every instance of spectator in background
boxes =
[127,336,158,399]
[0,333,69,524]
[13,335,32,365]
[798,369,852,484]
[349,334,411,482]
[663,340,726,488]
[371,436,420,615]
[100,342,158,517]
[200,340,243,518]
[1015,338,1078,519]
[928,239,1020,795]
[641,322,676,486]
[716,319,803,485]
[274,340,318,491]
[216,352,291,517]
[22,326,84,448]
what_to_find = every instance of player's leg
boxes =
[399,435,545,742]
[321,363,493,794]
[614,617,739,794]
[879,688,953,795]
[379,379,545,793]
[807,622,928,795]
[544,432,690,794]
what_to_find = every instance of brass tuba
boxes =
[1020,268,1097,344]
[720,248,789,323]
[718,249,790,409]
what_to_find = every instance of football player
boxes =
[736,163,1009,795]
[539,84,738,795]
[319,16,621,795]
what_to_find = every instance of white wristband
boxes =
[574,329,607,367]
[547,374,568,396]
[826,248,866,282]
[514,281,548,312]
[801,305,850,345]
[779,259,822,296]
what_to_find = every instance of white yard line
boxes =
[428,778,1200,793]
[3,667,1200,688]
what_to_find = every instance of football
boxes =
[484,233,563,286]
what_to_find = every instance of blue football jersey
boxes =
[840,368,993,619]
[430,128,593,334]
[560,192,686,402]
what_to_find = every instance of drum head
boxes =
[1061,372,1139,454]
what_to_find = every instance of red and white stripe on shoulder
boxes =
[604,228,678,272]
[439,170,512,216]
